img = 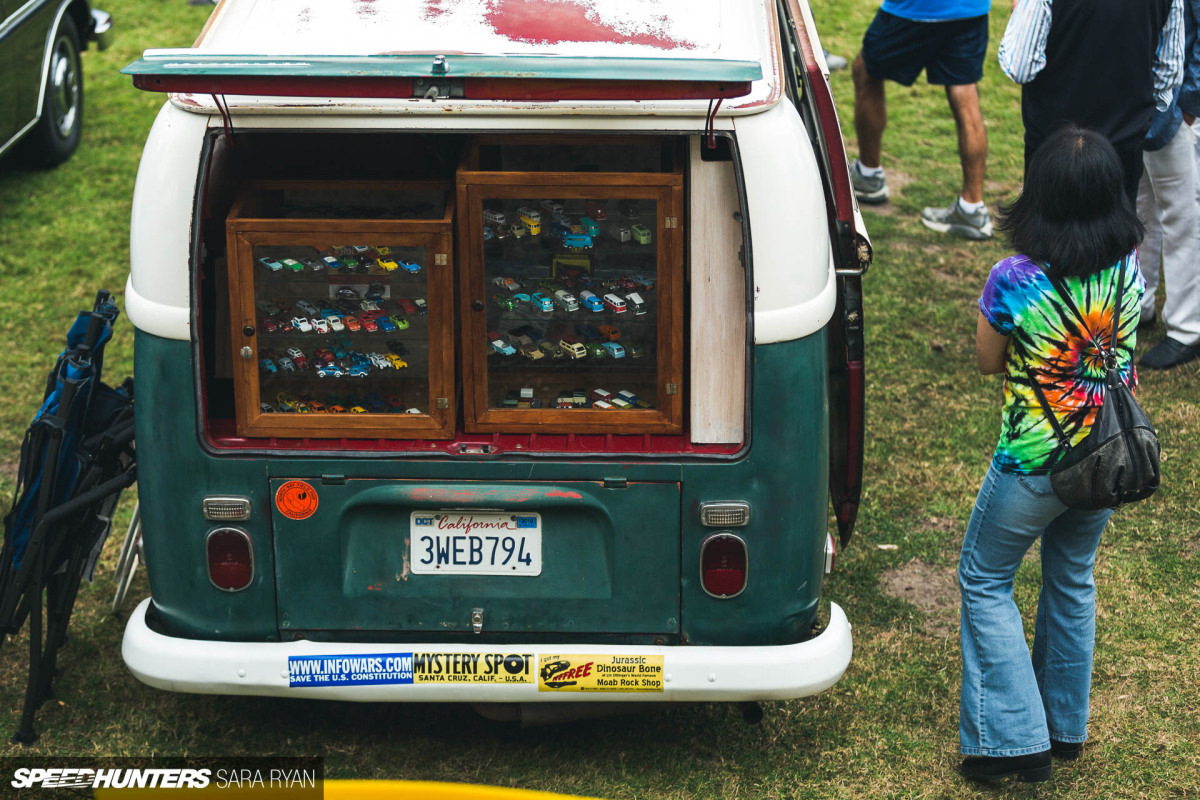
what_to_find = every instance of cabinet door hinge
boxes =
[435,254,448,266]
[665,217,679,229]
[436,397,450,409]
[666,383,679,395]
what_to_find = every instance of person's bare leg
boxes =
[853,53,887,168]
[946,83,986,204]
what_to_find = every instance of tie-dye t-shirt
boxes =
[978,252,1144,475]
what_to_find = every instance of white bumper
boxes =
[123,598,852,702]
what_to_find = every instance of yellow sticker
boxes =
[411,652,535,684]
[275,480,318,521]
[538,655,664,693]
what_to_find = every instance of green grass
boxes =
[1,0,1198,796]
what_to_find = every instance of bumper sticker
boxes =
[287,652,535,688]
[538,655,664,692]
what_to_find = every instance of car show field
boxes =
[0,2,1197,798]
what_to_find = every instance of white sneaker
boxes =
[850,159,889,204]
[824,50,848,71]
[920,198,993,240]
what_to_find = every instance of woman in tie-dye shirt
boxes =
[957,126,1145,784]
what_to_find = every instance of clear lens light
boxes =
[699,501,750,527]
[202,496,252,521]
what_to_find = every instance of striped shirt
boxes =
[999,0,1185,112]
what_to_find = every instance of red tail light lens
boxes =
[206,528,254,591]
[700,533,747,598]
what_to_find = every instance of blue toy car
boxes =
[398,260,421,274]
[601,342,626,359]
[377,317,397,333]
[561,232,593,251]
[531,292,554,312]
[579,291,604,312]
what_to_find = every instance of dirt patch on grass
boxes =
[921,516,960,534]
[880,559,960,637]
[861,169,915,215]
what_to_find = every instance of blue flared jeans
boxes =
[958,464,1113,757]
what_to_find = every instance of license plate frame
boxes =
[409,511,542,576]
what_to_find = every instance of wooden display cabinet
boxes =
[225,181,456,438]
[457,159,684,434]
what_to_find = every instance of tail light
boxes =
[700,533,748,598]
[206,528,254,591]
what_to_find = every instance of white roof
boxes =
[158,0,783,115]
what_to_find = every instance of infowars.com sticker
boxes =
[288,652,535,687]
[538,655,664,693]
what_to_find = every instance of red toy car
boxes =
[397,298,417,315]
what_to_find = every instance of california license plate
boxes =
[410,511,542,576]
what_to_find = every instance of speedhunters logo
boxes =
[2,758,322,795]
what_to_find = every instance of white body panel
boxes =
[126,103,207,340]
[124,598,851,702]
[734,101,835,344]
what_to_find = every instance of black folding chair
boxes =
[0,291,136,743]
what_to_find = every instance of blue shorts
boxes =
[861,10,988,87]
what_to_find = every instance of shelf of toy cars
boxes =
[258,371,432,414]
[485,379,658,412]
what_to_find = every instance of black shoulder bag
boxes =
[1023,258,1160,510]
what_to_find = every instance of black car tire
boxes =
[27,14,84,166]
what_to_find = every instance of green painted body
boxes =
[135,329,828,647]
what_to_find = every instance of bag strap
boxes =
[1021,256,1129,452]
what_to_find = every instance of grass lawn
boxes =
[0,1,1197,796]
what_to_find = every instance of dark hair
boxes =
[997,125,1144,279]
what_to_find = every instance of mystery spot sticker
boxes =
[276,480,318,520]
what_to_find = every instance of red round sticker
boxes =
[275,480,318,520]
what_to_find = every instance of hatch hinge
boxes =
[321,474,346,486]
[413,77,464,100]
[603,477,628,490]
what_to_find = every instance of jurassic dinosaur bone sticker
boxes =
[275,480,318,520]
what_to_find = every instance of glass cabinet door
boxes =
[459,178,684,434]
[227,228,455,438]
